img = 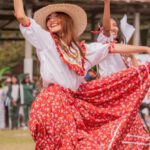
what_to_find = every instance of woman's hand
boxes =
[12,99,17,106]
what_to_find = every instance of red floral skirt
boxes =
[29,64,150,150]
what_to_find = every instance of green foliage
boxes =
[0,41,40,76]
[0,66,12,79]
[0,41,25,70]
[0,66,11,75]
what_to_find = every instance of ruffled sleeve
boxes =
[19,18,55,50]
[97,29,114,43]
[85,42,113,70]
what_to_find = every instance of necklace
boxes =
[59,39,80,59]
[50,32,86,76]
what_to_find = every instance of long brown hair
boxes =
[111,18,126,44]
[98,18,126,44]
[46,12,86,60]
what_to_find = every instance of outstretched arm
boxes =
[13,0,55,50]
[13,0,30,26]
[85,42,150,70]
[102,0,111,36]
[112,44,150,54]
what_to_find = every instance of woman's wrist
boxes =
[143,46,150,54]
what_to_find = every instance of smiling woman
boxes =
[13,0,150,149]
[46,13,63,34]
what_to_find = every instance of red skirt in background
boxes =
[29,63,150,150]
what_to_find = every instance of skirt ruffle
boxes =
[29,64,150,150]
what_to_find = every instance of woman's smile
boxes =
[46,13,62,33]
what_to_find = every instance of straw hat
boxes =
[34,3,87,36]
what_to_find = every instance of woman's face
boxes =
[25,77,30,83]
[110,19,119,39]
[11,76,17,84]
[46,13,63,34]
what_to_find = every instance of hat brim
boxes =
[33,3,87,36]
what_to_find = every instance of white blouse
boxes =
[11,84,19,100]
[20,18,110,91]
[97,31,127,77]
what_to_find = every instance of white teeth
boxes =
[50,23,59,27]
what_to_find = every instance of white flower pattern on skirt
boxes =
[29,63,150,150]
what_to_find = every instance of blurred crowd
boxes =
[0,74,40,130]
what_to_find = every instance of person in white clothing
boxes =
[2,77,11,128]
[13,0,150,149]
[96,0,139,77]
[7,75,20,129]
[0,86,5,129]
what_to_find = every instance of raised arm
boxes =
[13,0,55,50]
[102,0,111,36]
[13,0,30,26]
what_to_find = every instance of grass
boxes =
[0,129,149,150]
[0,129,34,150]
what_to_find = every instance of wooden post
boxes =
[91,13,96,41]
[24,8,33,79]
[133,12,141,46]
